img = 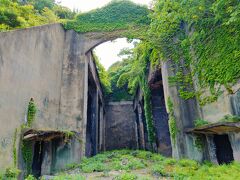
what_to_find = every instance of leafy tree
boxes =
[53,5,76,19]
[93,53,112,96]
[0,9,20,27]
[26,0,55,11]
[0,0,74,31]
[108,58,133,101]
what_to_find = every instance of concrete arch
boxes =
[82,29,143,54]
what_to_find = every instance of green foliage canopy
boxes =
[64,0,150,35]
[107,54,133,102]
[0,0,75,31]
[93,53,112,95]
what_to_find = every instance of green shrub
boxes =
[194,119,209,127]
[151,164,169,177]
[25,174,36,180]
[4,167,21,179]
[220,115,240,123]
[114,172,137,180]
[53,174,85,180]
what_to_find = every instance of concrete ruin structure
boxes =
[0,23,240,178]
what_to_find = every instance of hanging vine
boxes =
[167,97,178,145]
[148,0,240,106]
[141,79,156,145]
[21,140,33,176]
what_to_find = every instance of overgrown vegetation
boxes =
[0,0,76,32]
[51,150,240,179]
[148,0,240,105]
[194,119,209,127]
[27,98,37,127]
[167,97,178,145]
[107,58,133,102]
[116,42,158,145]
[1,167,21,179]
[21,140,33,176]
[220,115,240,123]
[12,129,18,167]
[93,53,112,96]
[64,0,150,35]
[194,115,240,128]
[194,135,205,151]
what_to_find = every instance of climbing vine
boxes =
[27,98,37,127]
[117,42,157,146]
[194,135,205,151]
[167,97,178,145]
[12,128,18,167]
[148,0,240,105]
[142,80,156,145]
[21,140,33,175]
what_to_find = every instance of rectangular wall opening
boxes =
[214,134,234,164]
[86,68,97,157]
[150,69,172,156]
[32,141,44,178]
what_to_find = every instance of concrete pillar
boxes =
[95,91,99,154]
[82,55,89,157]
[99,105,104,151]
[206,135,218,164]
[137,104,145,149]
[229,133,240,161]
[41,141,52,175]
[161,60,201,159]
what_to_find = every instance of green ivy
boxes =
[22,140,33,175]
[12,128,18,167]
[27,98,37,127]
[4,167,21,179]
[142,80,156,146]
[64,0,150,37]
[194,135,205,151]
[116,42,157,146]
[93,53,112,96]
[167,97,178,145]
[194,119,209,128]
[220,115,240,123]
[148,0,240,105]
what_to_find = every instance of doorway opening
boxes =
[86,68,98,157]
[150,69,172,156]
[32,141,44,178]
[214,135,234,164]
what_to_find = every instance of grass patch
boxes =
[114,172,137,180]
[53,174,85,180]
[53,150,240,179]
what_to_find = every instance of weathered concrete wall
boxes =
[0,24,105,173]
[105,101,138,150]
[161,60,203,161]
[201,88,240,123]
[0,24,67,170]
[162,58,240,163]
